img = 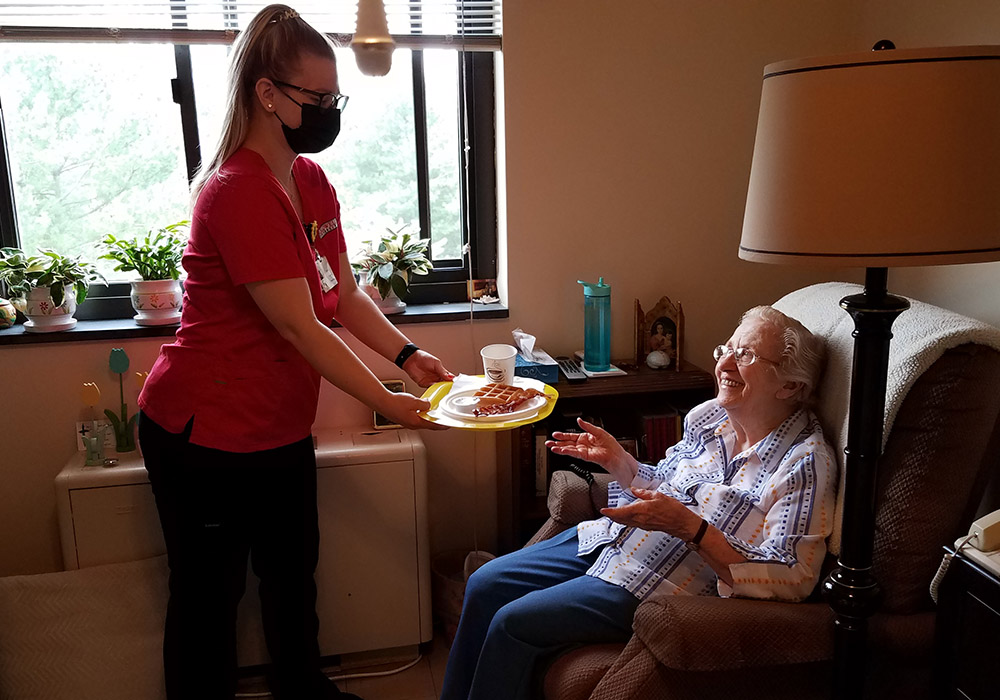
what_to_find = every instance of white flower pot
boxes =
[23,286,78,333]
[131,279,183,326]
[361,283,406,315]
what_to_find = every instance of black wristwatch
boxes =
[394,342,420,368]
[686,518,709,551]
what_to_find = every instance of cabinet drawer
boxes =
[68,484,165,568]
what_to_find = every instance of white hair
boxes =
[741,305,826,405]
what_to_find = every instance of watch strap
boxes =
[687,518,709,551]
[394,343,420,369]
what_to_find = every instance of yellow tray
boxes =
[418,376,559,431]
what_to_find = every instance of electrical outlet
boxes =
[75,419,114,451]
[75,421,94,451]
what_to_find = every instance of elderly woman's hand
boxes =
[546,418,639,485]
[600,488,703,540]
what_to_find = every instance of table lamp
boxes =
[739,42,1000,698]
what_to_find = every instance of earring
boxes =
[267,103,273,110]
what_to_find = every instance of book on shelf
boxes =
[534,431,549,497]
[617,437,639,459]
[640,408,679,463]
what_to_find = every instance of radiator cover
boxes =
[55,427,431,665]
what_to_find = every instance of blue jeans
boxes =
[440,528,640,700]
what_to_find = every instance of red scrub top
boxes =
[139,148,347,452]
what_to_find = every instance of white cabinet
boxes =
[55,428,431,664]
[55,455,163,569]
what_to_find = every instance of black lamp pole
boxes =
[822,266,909,698]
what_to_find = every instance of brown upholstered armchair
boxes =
[529,284,1000,700]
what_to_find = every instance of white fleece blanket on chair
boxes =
[774,282,1000,554]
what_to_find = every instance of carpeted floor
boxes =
[235,634,451,700]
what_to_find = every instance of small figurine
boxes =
[0,298,16,329]
[80,382,105,466]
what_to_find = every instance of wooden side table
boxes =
[932,545,1000,700]
[495,359,715,553]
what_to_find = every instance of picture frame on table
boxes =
[634,296,684,370]
[467,278,499,303]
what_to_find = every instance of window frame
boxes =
[0,38,497,317]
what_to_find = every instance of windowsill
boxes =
[0,301,509,346]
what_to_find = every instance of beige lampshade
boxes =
[740,45,1000,267]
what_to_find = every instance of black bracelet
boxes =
[394,343,420,368]
[686,518,710,551]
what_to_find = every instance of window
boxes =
[0,1,501,318]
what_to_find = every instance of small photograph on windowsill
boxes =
[468,279,499,305]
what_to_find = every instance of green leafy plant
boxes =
[0,246,106,308]
[350,228,433,301]
[99,220,190,281]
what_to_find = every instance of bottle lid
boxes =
[578,277,611,297]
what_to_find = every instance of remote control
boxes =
[556,356,587,382]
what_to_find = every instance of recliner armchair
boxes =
[529,283,1000,700]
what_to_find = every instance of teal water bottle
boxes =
[578,277,611,372]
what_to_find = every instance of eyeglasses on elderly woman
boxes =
[712,345,781,367]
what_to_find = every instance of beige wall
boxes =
[4,0,1000,576]
[856,0,1000,322]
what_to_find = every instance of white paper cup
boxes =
[481,344,518,385]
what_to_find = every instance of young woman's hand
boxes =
[546,418,638,484]
[403,350,455,388]
[375,390,449,430]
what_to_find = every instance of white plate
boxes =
[439,383,548,423]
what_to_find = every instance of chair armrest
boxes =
[523,471,612,548]
[631,595,835,671]
[546,470,612,525]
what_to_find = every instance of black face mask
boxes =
[276,102,341,154]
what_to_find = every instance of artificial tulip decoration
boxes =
[105,348,138,452]
[80,381,101,408]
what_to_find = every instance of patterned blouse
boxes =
[577,399,837,602]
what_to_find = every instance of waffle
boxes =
[473,383,549,416]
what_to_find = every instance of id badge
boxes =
[316,253,338,293]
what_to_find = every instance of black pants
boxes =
[139,411,328,700]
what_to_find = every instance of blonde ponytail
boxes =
[189,4,336,206]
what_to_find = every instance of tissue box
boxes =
[515,354,559,384]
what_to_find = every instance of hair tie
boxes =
[271,7,299,23]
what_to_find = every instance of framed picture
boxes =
[373,379,406,430]
[634,296,684,370]
[467,278,499,303]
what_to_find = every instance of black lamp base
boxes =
[822,267,909,699]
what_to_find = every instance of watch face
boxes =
[687,541,701,552]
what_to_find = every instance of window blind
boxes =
[0,1,502,50]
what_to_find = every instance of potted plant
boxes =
[99,220,189,326]
[0,247,106,333]
[351,228,433,314]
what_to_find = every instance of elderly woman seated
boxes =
[439,305,837,700]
